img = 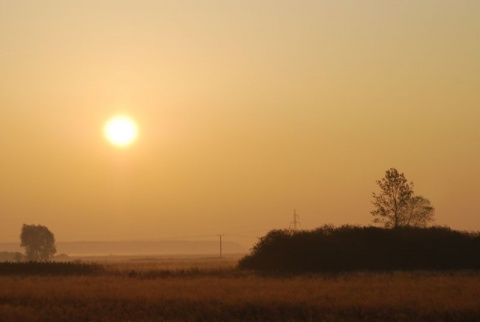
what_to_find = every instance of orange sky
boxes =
[1,0,479,248]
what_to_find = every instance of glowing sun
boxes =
[104,115,138,147]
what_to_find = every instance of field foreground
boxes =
[1,258,480,321]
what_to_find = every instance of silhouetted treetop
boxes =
[371,168,434,228]
[20,224,56,262]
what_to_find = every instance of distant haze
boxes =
[1,1,479,249]
[0,240,246,256]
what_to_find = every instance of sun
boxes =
[104,115,138,147]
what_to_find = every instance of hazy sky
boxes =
[1,0,479,247]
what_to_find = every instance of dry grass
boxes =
[1,258,480,321]
[98,254,241,274]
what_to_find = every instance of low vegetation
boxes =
[0,251,23,262]
[0,261,104,276]
[0,258,480,321]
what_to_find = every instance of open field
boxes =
[1,257,480,321]
[71,254,243,273]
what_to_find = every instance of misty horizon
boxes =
[1,239,247,256]
[1,0,479,250]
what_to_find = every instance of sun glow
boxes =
[104,115,138,147]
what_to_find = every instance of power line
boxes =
[218,234,224,259]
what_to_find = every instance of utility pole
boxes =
[218,234,224,259]
[291,209,300,230]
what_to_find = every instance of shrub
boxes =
[238,226,480,273]
[0,262,104,276]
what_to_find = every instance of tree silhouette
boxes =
[20,224,56,262]
[405,195,435,227]
[371,168,434,228]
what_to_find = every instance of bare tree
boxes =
[20,224,56,262]
[371,168,434,229]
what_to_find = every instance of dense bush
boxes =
[238,226,480,273]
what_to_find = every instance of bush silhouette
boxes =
[0,262,104,276]
[239,226,480,273]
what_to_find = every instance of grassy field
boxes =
[1,257,480,321]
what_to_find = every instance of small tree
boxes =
[371,168,434,229]
[20,224,56,262]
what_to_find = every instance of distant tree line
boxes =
[0,251,24,262]
[0,262,103,276]
[238,226,480,273]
